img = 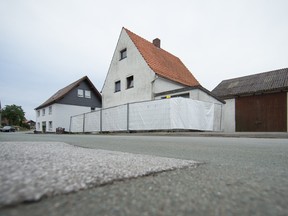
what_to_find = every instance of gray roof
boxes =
[212,68,288,99]
[35,76,102,110]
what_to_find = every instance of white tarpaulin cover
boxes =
[170,98,214,131]
[102,105,127,131]
[129,100,171,130]
[129,98,214,131]
[70,115,84,133]
[70,98,216,132]
[84,111,100,132]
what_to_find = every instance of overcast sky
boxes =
[1,0,288,120]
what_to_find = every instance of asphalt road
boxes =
[1,132,288,216]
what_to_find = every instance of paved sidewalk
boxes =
[0,142,198,207]
[99,131,288,139]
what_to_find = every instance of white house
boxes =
[102,27,223,109]
[35,76,102,133]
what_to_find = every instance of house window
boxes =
[37,110,40,117]
[115,80,121,92]
[85,90,91,98]
[49,106,52,115]
[126,76,134,89]
[42,108,45,116]
[120,48,127,60]
[78,89,84,97]
[48,121,52,131]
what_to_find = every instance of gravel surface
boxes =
[0,142,198,207]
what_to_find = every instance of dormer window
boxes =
[120,48,127,60]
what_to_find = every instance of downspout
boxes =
[151,74,159,100]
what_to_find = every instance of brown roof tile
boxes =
[124,28,200,87]
[35,76,101,110]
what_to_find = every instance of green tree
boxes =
[2,104,25,126]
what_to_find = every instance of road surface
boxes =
[1,132,288,216]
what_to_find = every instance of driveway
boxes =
[1,132,288,216]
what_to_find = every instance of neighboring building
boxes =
[26,120,36,129]
[102,27,223,108]
[212,68,288,132]
[35,76,102,133]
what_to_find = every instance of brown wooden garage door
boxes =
[236,92,287,132]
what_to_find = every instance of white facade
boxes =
[102,29,156,108]
[101,28,224,131]
[36,104,91,132]
[221,99,236,132]
[154,77,185,94]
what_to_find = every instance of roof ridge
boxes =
[212,68,288,99]
[124,28,200,87]
[123,27,182,60]
[222,68,288,82]
[35,76,101,110]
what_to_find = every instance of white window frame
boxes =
[85,90,91,98]
[49,106,52,115]
[78,89,84,97]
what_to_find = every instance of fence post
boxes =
[127,103,130,132]
[69,116,72,133]
[100,109,102,132]
[220,104,223,131]
[83,113,85,133]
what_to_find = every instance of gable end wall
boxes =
[102,29,155,108]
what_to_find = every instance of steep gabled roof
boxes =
[124,28,200,87]
[35,76,101,110]
[212,68,288,99]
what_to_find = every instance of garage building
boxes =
[212,68,288,132]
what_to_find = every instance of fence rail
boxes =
[69,98,222,133]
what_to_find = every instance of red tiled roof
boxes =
[124,28,200,87]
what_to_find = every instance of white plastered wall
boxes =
[153,77,185,94]
[102,29,155,108]
[36,104,91,132]
[222,99,236,132]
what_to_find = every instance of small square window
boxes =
[49,106,52,115]
[78,89,84,97]
[115,80,121,92]
[37,110,40,117]
[120,48,127,60]
[85,90,91,98]
[42,109,45,116]
[126,76,134,89]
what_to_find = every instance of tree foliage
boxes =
[1,104,25,126]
